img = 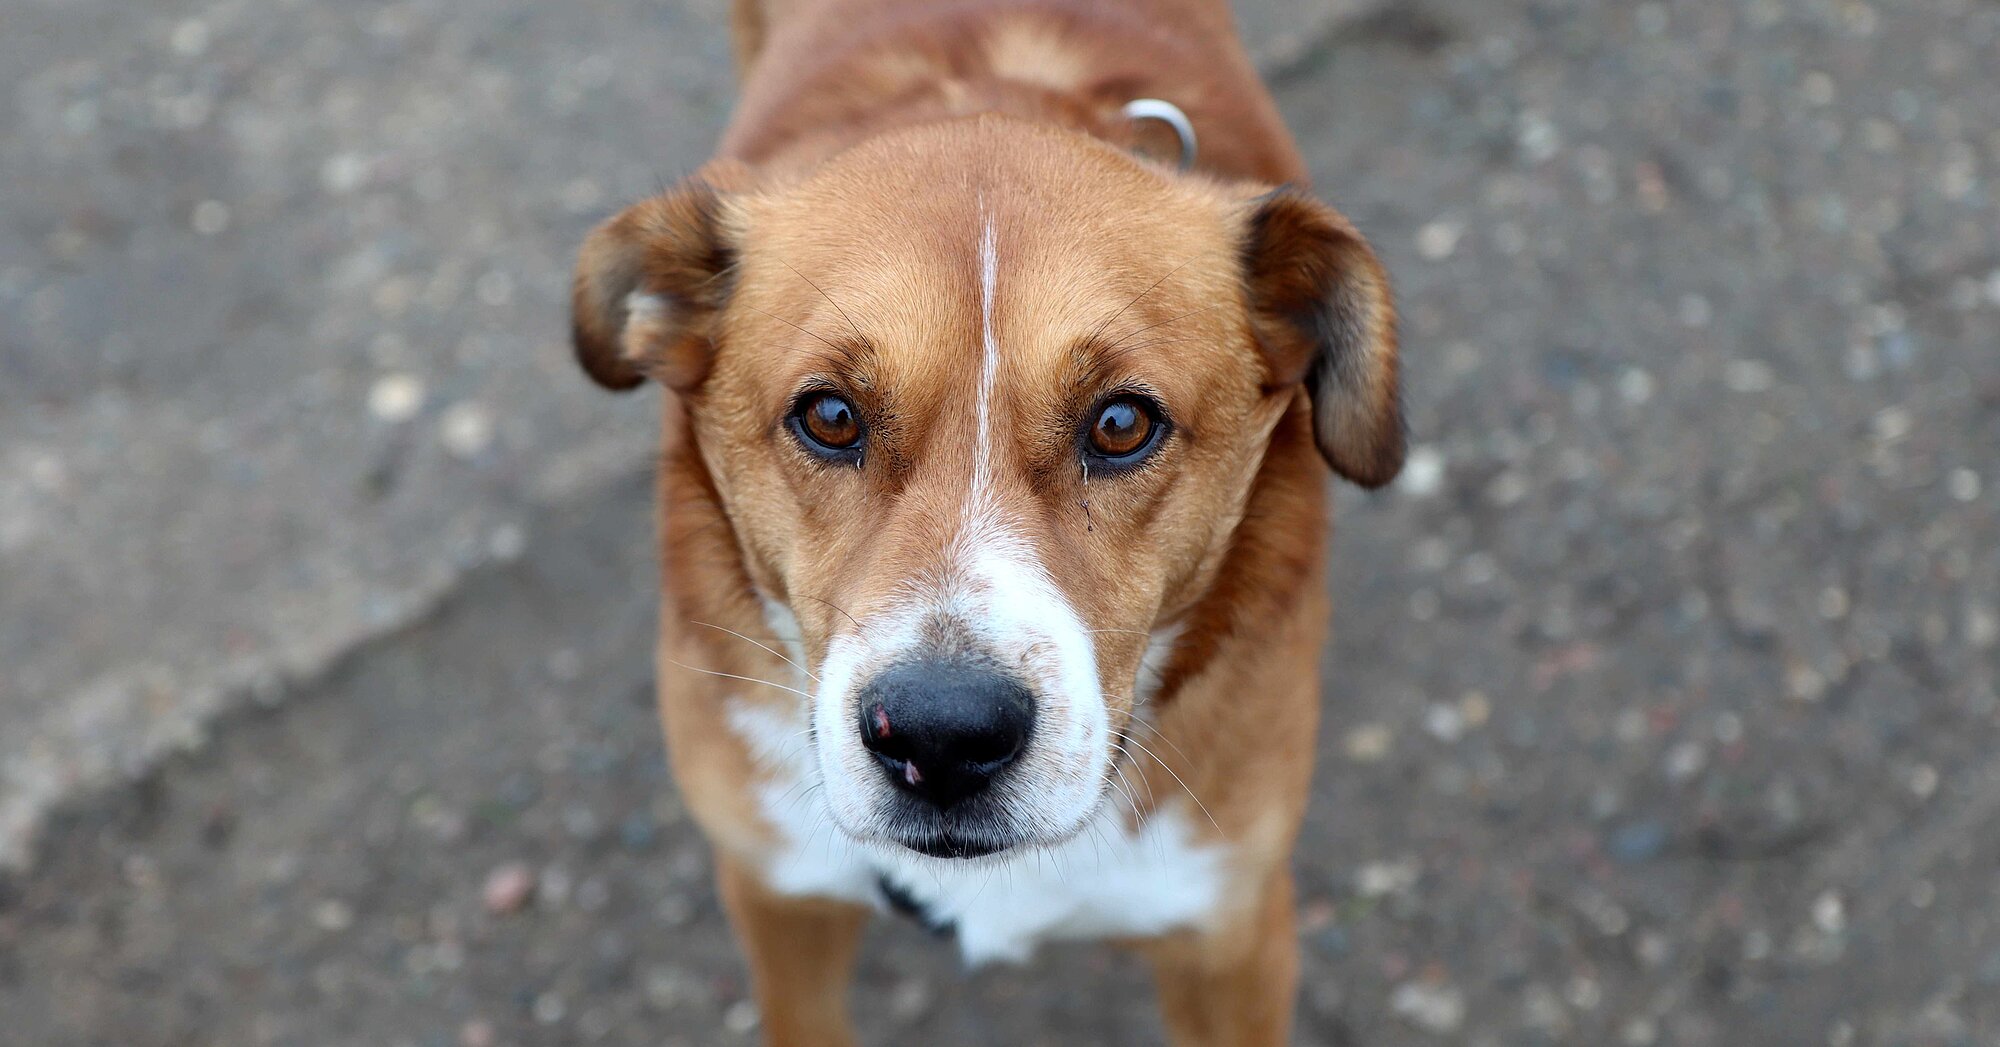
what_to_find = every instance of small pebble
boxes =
[475,270,515,307]
[321,153,368,194]
[1618,367,1656,404]
[1967,605,1999,650]
[889,978,932,1023]
[459,1019,495,1047]
[1947,468,1981,502]
[190,200,230,236]
[539,866,574,909]
[1871,406,1913,442]
[1723,359,1775,393]
[1399,445,1445,497]
[368,373,425,423]
[723,1000,760,1035]
[533,991,566,1025]
[621,812,658,850]
[1609,820,1669,863]
[1677,294,1713,328]
[1355,859,1418,898]
[1665,741,1707,783]
[644,966,688,1011]
[170,18,210,56]
[1811,890,1846,934]
[488,523,527,561]
[1485,470,1529,507]
[1908,764,1939,800]
[1344,723,1393,762]
[1424,703,1465,743]
[1565,975,1602,1010]
[1415,221,1464,261]
[313,898,356,932]
[482,862,537,915]
[440,402,494,457]
[1390,981,1466,1034]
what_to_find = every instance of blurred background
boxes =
[2,0,1997,1043]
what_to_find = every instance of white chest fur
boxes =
[726,698,1229,965]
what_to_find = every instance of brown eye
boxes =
[793,392,863,456]
[1088,396,1161,461]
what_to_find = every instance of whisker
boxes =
[689,619,818,682]
[1117,706,1202,771]
[1109,739,1159,810]
[666,658,812,700]
[1122,733,1223,838]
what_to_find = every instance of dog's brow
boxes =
[782,260,869,345]
[1068,331,1190,388]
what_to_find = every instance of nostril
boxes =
[860,701,917,762]
[955,719,1026,770]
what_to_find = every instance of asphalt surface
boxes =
[3,0,1999,1045]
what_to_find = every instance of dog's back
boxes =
[720,0,1305,182]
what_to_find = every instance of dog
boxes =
[568,0,1403,1042]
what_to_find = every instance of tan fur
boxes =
[575,1,1405,1043]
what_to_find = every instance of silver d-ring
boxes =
[1121,98,1197,172]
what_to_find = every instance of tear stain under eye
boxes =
[1081,461,1095,533]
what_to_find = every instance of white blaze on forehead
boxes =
[973,207,1001,498]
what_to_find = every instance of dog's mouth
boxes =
[864,769,1119,862]
[866,804,1031,861]
[898,831,1010,860]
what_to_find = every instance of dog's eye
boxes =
[790,392,864,458]
[1085,395,1165,464]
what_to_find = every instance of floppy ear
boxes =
[1241,188,1405,487]
[571,170,743,392]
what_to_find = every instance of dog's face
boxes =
[573,117,1400,859]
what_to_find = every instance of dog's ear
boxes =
[571,168,745,392]
[1241,188,1404,487]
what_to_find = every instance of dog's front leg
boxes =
[716,854,869,1047]
[1144,866,1301,1047]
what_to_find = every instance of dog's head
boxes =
[573,116,1400,859]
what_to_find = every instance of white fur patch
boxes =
[728,696,1227,965]
[1135,623,1183,706]
[974,209,1000,486]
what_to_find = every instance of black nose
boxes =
[857,660,1035,811]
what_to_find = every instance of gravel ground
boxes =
[4,0,2000,1045]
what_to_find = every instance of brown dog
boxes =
[569,0,1403,1042]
